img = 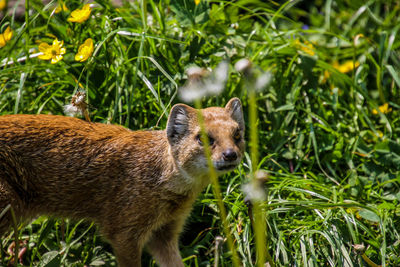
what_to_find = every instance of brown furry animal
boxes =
[0,98,245,267]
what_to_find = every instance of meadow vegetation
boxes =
[1,0,400,266]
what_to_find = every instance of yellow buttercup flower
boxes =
[75,38,94,62]
[68,4,91,23]
[294,39,315,56]
[333,60,360,73]
[322,60,360,83]
[55,1,68,13]
[38,38,66,64]
[0,0,6,11]
[372,103,392,115]
[0,26,13,48]
[195,0,201,5]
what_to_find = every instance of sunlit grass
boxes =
[1,0,400,266]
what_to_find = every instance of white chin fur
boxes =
[213,161,239,172]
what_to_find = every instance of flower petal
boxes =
[84,38,93,48]
[4,26,12,41]
[75,38,94,62]
[68,4,91,23]
[51,55,63,64]
[75,53,84,62]
[0,35,6,48]
[38,43,51,52]
[38,53,53,60]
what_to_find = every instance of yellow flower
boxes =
[0,0,6,11]
[195,0,201,5]
[75,38,94,62]
[294,39,315,56]
[333,60,360,73]
[55,1,68,13]
[38,38,66,64]
[322,60,360,83]
[68,4,91,23]
[372,103,392,115]
[0,26,13,48]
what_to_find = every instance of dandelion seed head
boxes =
[179,83,205,103]
[242,181,266,202]
[213,61,229,82]
[255,71,272,91]
[71,91,87,107]
[64,91,89,118]
[352,244,365,253]
[230,23,239,29]
[187,66,207,79]
[234,58,252,73]
[255,170,269,183]
[75,94,85,105]
[64,104,80,117]
[179,61,229,102]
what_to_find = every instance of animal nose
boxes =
[222,149,237,162]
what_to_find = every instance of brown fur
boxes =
[0,98,245,267]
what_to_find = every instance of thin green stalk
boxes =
[248,89,274,267]
[194,100,240,267]
[10,207,19,267]
[24,0,30,63]
[126,0,148,127]
[141,0,148,31]
[127,34,145,127]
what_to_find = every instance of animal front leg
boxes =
[146,220,185,267]
[105,230,144,267]
[113,246,142,267]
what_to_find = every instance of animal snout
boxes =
[222,149,238,162]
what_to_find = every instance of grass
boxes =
[1,0,400,266]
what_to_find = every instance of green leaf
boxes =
[39,251,60,267]
[358,209,380,223]
[385,64,400,88]
[378,202,395,210]
[170,0,209,27]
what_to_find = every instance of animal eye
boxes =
[233,130,241,142]
[196,134,215,146]
[208,136,215,146]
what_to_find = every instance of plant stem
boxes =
[194,99,240,267]
[248,89,274,267]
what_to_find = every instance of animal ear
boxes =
[225,97,245,131]
[167,104,193,143]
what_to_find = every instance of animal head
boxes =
[166,98,245,178]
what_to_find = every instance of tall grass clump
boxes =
[1,0,400,266]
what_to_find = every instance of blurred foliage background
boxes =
[1,0,400,266]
